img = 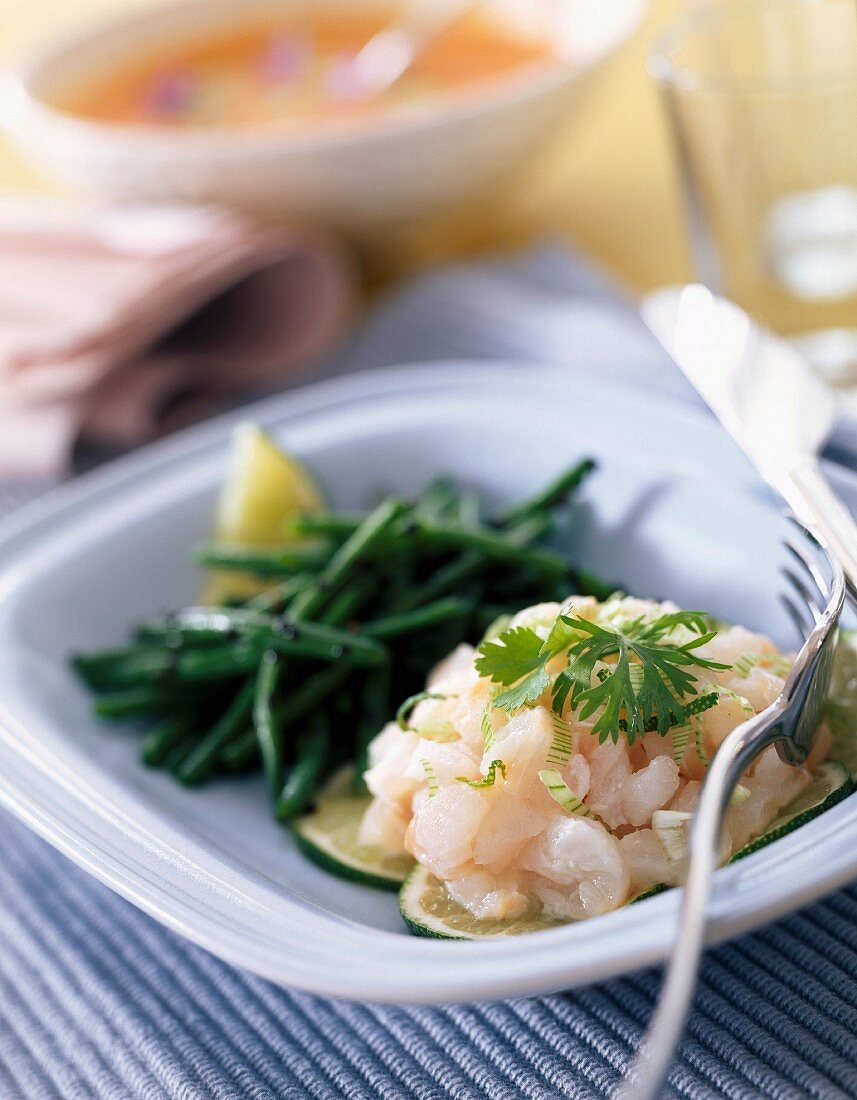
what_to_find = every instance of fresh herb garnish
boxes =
[476,607,730,745]
[475,626,553,711]
[396,691,453,730]
[539,768,603,821]
[457,759,507,788]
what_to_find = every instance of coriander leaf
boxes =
[551,611,730,745]
[633,610,712,641]
[576,655,639,742]
[539,609,584,659]
[475,626,543,685]
[636,656,688,737]
[479,606,730,744]
[477,609,588,714]
[494,665,552,711]
[548,616,631,733]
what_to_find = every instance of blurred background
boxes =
[0,0,692,290]
[3,0,857,477]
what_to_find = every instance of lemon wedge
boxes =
[201,423,326,604]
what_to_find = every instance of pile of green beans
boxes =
[72,460,608,821]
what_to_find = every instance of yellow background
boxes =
[0,0,692,293]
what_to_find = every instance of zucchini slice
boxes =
[399,864,568,940]
[293,767,414,891]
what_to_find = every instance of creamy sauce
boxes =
[56,12,556,131]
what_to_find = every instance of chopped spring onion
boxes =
[539,768,602,822]
[481,703,497,753]
[709,684,754,717]
[545,715,575,768]
[671,720,691,765]
[457,759,507,788]
[396,691,452,730]
[732,783,752,806]
[669,693,720,765]
[695,720,710,768]
[733,651,792,679]
[415,717,458,743]
[652,809,692,863]
[421,758,439,797]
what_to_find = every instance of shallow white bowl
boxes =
[1,362,856,1004]
[0,0,644,234]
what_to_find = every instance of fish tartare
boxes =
[360,595,829,922]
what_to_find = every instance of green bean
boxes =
[363,597,472,640]
[501,459,596,526]
[219,731,261,771]
[141,712,193,766]
[394,551,483,613]
[136,608,239,644]
[176,678,256,785]
[317,578,376,627]
[413,520,569,577]
[170,641,265,681]
[288,497,408,621]
[246,574,311,611]
[505,511,552,546]
[286,514,362,539]
[275,720,330,819]
[254,650,282,800]
[217,731,258,771]
[175,634,383,682]
[74,647,178,691]
[415,476,460,521]
[272,662,355,727]
[220,663,353,768]
[78,459,607,822]
[93,687,184,719]
[454,488,481,529]
[193,543,329,576]
[163,734,200,773]
[139,606,277,637]
[291,478,463,536]
[138,608,387,669]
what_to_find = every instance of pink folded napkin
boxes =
[0,200,356,478]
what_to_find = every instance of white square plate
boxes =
[1,362,856,1003]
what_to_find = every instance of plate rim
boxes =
[1,359,856,1004]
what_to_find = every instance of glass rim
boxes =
[648,0,857,97]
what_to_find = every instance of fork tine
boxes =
[782,565,823,624]
[780,590,813,639]
[783,535,830,601]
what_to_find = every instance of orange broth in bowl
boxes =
[54,10,557,132]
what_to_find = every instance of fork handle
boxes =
[615,702,786,1100]
[784,460,857,607]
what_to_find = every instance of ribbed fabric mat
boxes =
[3,247,857,1099]
[3,806,857,1099]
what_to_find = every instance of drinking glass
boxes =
[650,0,857,384]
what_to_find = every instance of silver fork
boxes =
[616,520,845,1100]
